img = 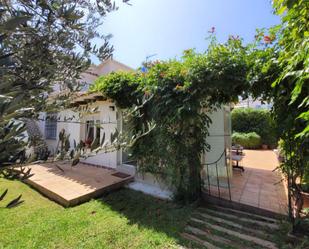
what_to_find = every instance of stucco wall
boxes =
[80,58,133,91]
[201,106,232,187]
[37,101,119,168]
[80,101,118,168]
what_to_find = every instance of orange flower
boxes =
[175,84,183,90]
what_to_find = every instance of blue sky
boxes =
[99,0,280,68]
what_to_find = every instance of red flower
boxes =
[144,90,150,97]
[85,139,92,145]
[208,26,215,33]
[263,35,272,43]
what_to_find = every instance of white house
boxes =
[36,58,232,199]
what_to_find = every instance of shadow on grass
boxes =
[99,188,195,247]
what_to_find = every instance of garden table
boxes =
[231,146,245,171]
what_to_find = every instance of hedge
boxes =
[231,108,277,146]
[232,132,262,149]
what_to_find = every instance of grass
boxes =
[0,178,193,249]
[2,178,308,249]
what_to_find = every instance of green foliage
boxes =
[0,189,24,208]
[92,39,249,202]
[251,0,309,223]
[91,72,141,108]
[273,0,309,139]
[232,132,261,149]
[231,108,278,146]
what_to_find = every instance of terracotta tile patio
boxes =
[206,150,288,215]
[24,162,133,207]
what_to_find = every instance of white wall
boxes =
[80,58,133,91]
[37,102,119,168]
[39,58,133,166]
[80,101,118,168]
[201,106,232,184]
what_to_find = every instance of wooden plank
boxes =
[24,162,133,207]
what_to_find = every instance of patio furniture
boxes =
[231,145,244,155]
[231,150,245,172]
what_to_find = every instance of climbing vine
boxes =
[242,0,309,231]
[92,39,249,202]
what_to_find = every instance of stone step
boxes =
[181,232,221,249]
[185,225,248,249]
[194,212,268,239]
[191,218,278,249]
[209,205,279,223]
[185,225,232,245]
[198,208,279,230]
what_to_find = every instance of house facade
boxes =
[36,59,232,199]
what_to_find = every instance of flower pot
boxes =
[262,144,268,150]
[302,191,309,208]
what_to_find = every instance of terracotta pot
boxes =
[302,191,309,208]
[262,144,268,150]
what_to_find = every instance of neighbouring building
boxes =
[234,96,272,109]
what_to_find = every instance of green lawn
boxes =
[0,179,193,249]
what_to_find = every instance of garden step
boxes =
[198,208,279,230]
[181,232,221,249]
[185,225,232,245]
[208,205,279,223]
[191,218,278,249]
[194,212,268,238]
[185,225,248,249]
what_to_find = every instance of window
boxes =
[45,113,57,139]
[85,120,100,146]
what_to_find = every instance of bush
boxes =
[232,132,262,149]
[231,108,277,146]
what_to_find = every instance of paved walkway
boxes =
[231,150,288,214]
[25,162,133,207]
[207,150,288,215]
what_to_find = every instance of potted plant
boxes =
[261,144,268,150]
[301,182,309,208]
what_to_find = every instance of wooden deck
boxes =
[24,162,133,207]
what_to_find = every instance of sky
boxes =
[98,0,280,68]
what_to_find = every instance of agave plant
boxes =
[0,189,24,208]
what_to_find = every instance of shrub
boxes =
[232,132,261,149]
[231,108,277,146]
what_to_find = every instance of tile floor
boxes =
[206,150,288,215]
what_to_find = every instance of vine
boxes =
[92,39,248,202]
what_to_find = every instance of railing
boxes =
[202,149,232,201]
